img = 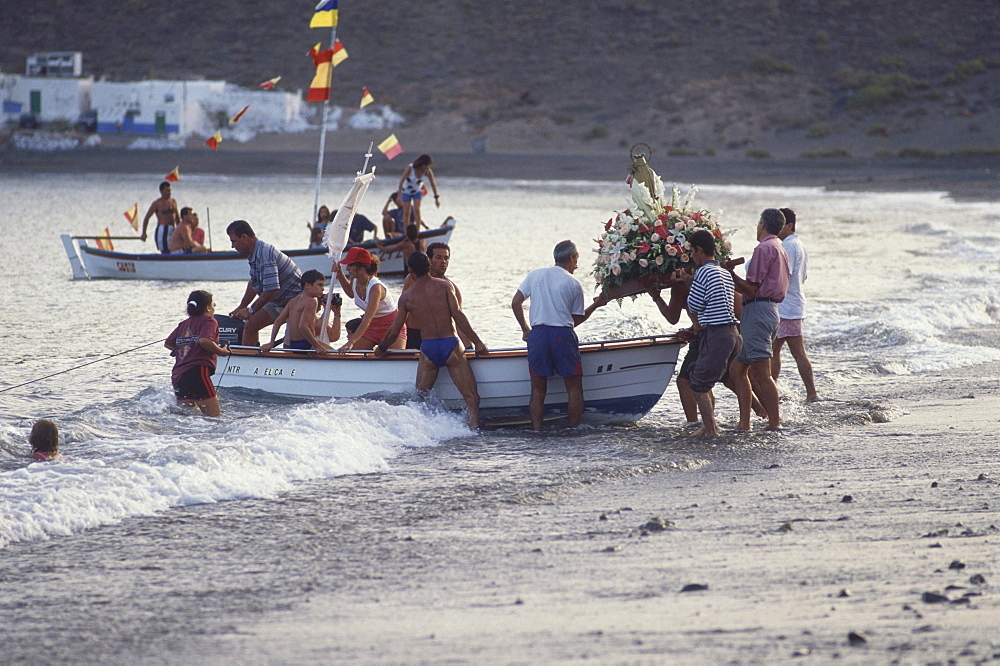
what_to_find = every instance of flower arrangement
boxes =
[593,174,734,298]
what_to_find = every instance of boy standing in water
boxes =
[261,269,341,353]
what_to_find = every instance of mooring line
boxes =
[0,339,167,394]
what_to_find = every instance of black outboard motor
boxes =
[214,314,245,347]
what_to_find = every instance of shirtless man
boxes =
[401,241,469,350]
[374,224,425,274]
[375,252,488,429]
[141,181,180,253]
[260,269,339,353]
[168,208,209,254]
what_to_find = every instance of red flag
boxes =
[229,105,249,124]
[165,167,180,182]
[331,40,348,66]
[205,131,222,150]
[307,46,334,102]
[359,87,374,109]
[96,227,114,251]
[123,203,139,231]
[258,76,281,89]
[377,134,403,160]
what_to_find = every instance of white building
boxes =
[0,74,92,122]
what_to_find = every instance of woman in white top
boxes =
[335,246,407,352]
[395,153,439,231]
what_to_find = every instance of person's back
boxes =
[399,275,458,338]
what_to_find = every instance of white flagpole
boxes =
[312,19,339,227]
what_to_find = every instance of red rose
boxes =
[714,228,723,238]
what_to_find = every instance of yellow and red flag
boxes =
[229,105,249,124]
[165,167,180,182]
[205,131,222,150]
[96,227,114,251]
[307,45,334,102]
[258,76,281,90]
[377,134,403,160]
[123,203,139,231]
[359,87,374,109]
[310,0,338,28]
[332,40,348,67]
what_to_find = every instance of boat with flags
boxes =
[213,335,684,427]
[60,222,455,280]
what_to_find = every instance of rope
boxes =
[0,338,167,394]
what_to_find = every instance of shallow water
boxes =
[1,171,999,659]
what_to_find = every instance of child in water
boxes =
[165,290,230,417]
[29,418,60,461]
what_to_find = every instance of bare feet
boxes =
[688,425,717,438]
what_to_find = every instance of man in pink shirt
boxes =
[727,208,790,431]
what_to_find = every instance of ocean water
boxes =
[1,171,999,658]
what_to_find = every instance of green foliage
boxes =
[583,125,608,141]
[801,149,852,158]
[956,58,987,77]
[806,123,832,139]
[703,148,716,157]
[839,71,930,109]
[867,124,890,137]
[749,55,794,75]
[878,56,907,70]
[667,148,699,157]
[952,147,1000,157]
[551,113,575,126]
[811,30,831,48]
[745,148,772,159]
[898,147,948,158]
[896,32,923,47]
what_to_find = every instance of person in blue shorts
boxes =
[511,240,609,430]
[376,252,488,429]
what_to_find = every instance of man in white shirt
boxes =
[771,208,818,401]
[511,240,608,430]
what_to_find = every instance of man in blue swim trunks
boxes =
[511,240,609,430]
[376,252,488,429]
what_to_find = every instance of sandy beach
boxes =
[144,355,1000,663]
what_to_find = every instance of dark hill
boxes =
[2,0,999,157]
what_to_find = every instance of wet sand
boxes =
[156,359,1000,663]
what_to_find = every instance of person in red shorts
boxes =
[165,290,231,417]
[334,246,407,352]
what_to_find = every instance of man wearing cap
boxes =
[727,208,790,431]
[227,220,303,346]
[511,240,609,430]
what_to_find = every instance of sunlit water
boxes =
[1,171,999,655]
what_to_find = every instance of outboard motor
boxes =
[214,314,245,347]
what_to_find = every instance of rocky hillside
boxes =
[2,0,999,157]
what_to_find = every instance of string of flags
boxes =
[123,203,139,231]
[360,87,374,109]
[377,134,402,160]
[165,167,180,182]
[96,227,114,251]
[259,76,282,90]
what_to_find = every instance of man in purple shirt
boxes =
[727,208,790,431]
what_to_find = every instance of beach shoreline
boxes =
[3,130,1000,202]
[159,360,1000,663]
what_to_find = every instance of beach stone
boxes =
[977,473,990,481]
[841,495,854,503]
[931,481,939,488]
[599,513,608,521]
[640,516,674,532]
[922,591,949,604]
[778,522,794,532]
[837,588,851,598]
[949,560,966,570]
[680,583,709,592]
[847,631,868,646]
[970,574,987,585]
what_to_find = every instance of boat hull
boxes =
[214,336,684,426]
[61,225,455,280]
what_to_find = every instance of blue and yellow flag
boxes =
[310,0,338,28]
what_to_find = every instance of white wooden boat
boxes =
[213,335,684,427]
[60,223,456,281]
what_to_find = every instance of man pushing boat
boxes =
[375,252,488,429]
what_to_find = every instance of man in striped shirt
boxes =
[227,220,303,346]
[682,229,742,437]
